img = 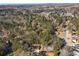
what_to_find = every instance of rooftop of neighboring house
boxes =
[72,35,79,40]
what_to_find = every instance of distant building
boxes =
[63,13,74,17]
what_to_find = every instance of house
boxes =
[72,35,79,44]
[63,12,74,17]
[0,29,10,39]
[0,29,5,38]
[0,30,4,38]
[32,44,55,56]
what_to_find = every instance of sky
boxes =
[0,0,79,4]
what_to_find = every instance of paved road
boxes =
[64,29,73,46]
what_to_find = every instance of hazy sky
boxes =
[0,0,79,4]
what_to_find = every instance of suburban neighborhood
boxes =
[0,3,79,56]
